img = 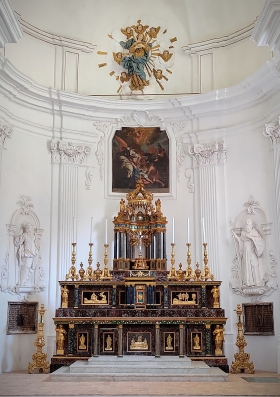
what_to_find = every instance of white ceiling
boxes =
[10,0,266,45]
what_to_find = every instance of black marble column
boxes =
[93,324,99,357]
[163,232,166,259]
[74,284,79,308]
[155,323,160,357]
[68,323,74,355]
[205,324,211,355]
[156,232,161,258]
[164,285,168,308]
[114,232,118,258]
[112,284,117,307]
[201,286,206,308]
[151,234,154,259]
[118,232,123,258]
[126,232,130,259]
[118,324,123,357]
[179,324,185,357]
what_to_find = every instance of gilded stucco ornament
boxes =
[97,19,177,96]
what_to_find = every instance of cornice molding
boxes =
[182,19,256,56]
[0,0,23,48]
[251,0,280,52]
[14,11,96,53]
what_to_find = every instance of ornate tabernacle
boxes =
[51,180,228,373]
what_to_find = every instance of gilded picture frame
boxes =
[127,332,151,352]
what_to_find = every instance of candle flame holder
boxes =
[168,243,177,279]
[102,243,112,280]
[85,243,95,280]
[185,243,195,280]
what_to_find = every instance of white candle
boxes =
[172,217,175,244]
[105,218,108,244]
[202,218,206,243]
[187,217,190,243]
[72,216,75,242]
[90,217,93,243]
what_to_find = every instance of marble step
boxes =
[50,365,228,382]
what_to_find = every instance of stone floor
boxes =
[0,370,280,396]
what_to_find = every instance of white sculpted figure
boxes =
[232,219,265,287]
[14,222,39,286]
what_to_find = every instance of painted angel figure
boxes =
[14,222,40,286]
[158,50,173,62]
[147,26,160,40]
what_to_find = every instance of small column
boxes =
[163,232,166,259]
[155,323,160,357]
[74,284,79,308]
[205,324,211,355]
[164,285,168,308]
[201,285,206,308]
[68,323,74,355]
[119,232,123,258]
[156,232,161,258]
[114,232,118,258]
[179,324,185,357]
[126,232,130,259]
[112,284,117,307]
[118,324,123,357]
[151,234,154,259]
[93,324,99,357]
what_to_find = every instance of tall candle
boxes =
[172,217,175,244]
[90,217,93,243]
[202,218,206,243]
[105,218,108,244]
[72,216,75,242]
[187,217,190,243]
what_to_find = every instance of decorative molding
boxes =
[170,122,186,182]
[94,122,110,181]
[0,120,13,147]
[85,167,93,190]
[14,12,96,53]
[0,0,23,48]
[182,19,256,55]
[185,168,194,193]
[16,195,34,215]
[188,141,226,167]
[118,111,163,127]
[264,116,280,145]
[50,140,90,164]
[251,0,280,52]
[261,222,273,235]
[243,195,260,215]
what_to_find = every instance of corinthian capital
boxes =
[264,116,280,145]
[188,141,226,167]
[50,140,91,164]
[0,120,13,147]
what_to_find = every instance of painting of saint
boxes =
[112,127,169,193]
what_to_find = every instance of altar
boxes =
[51,180,228,372]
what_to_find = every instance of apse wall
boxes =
[0,52,280,373]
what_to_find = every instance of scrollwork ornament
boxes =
[185,168,195,193]
[118,111,163,128]
[0,121,13,147]
[50,140,91,164]
[264,116,280,145]
[188,141,226,167]
[243,195,260,215]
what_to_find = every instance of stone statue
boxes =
[213,325,224,356]
[193,333,200,350]
[79,334,86,350]
[55,325,67,353]
[14,222,39,286]
[232,219,265,287]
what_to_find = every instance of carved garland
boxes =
[188,141,227,167]
[51,140,91,164]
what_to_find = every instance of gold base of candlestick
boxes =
[65,243,79,281]
[101,244,112,280]
[201,243,214,281]
[28,304,50,374]
[168,243,177,279]
[185,243,195,280]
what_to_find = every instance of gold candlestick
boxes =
[65,243,79,281]
[102,243,112,279]
[28,304,50,373]
[85,243,95,280]
[231,304,255,373]
[185,243,194,280]
[168,243,177,279]
[201,243,214,281]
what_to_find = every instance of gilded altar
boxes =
[51,180,228,372]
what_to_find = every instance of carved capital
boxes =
[264,116,280,145]
[188,141,226,167]
[50,140,91,164]
[118,111,163,127]
[0,120,13,147]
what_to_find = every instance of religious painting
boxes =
[76,331,89,352]
[163,332,175,353]
[191,332,202,353]
[7,301,38,334]
[112,127,169,193]
[102,332,115,353]
[82,290,109,305]
[127,332,151,352]
[171,291,198,305]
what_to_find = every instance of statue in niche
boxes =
[193,333,201,350]
[165,334,173,350]
[14,222,39,286]
[232,219,265,288]
[79,334,86,350]
[56,325,67,354]
[105,334,112,351]
[213,325,224,356]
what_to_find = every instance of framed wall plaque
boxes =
[7,301,38,334]
[127,332,151,352]
[171,291,198,305]
[243,303,274,335]
[82,290,109,305]
[76,331,89,352]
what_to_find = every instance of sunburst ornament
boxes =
[97,19,177,95]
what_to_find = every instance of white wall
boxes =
[0,48,280,372]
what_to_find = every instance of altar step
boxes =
[50,356,228,382]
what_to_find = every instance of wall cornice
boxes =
[1,53,280,138]
[0,0,23,48]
